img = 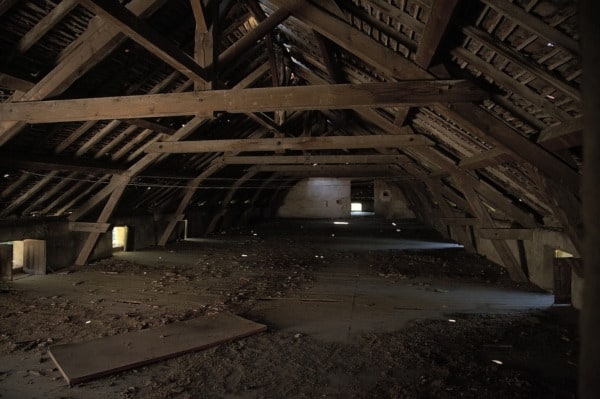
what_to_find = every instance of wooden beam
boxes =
[445,103,581,193]
[271,0,429,80]
[0,81,487,123]
[481,0,579,55]
[0,73,34,92]
[341,1,417,51]
[217,3,297,67]
[477,228,533,240]
[0,153,126,174]
[255,164,401,176]
[455,175,529,282]
[14,0,79,55]
[21,172,77,216]
[54,175,111,216]
[451,46,573,122]
[220,154,409,165]
[69,222,111,233]
[414,0,458,68]
[0,0,168,147]
[458,148,509,169]
[462,25,581,101]
[354,0,425,33]
[0,171,58,217]
[79,0,210,83]
[537,117,584,143]
[158,162,223,246]
[204,168,259,235]
[190,0,212,90]
[442,217,480,226]
[0,0,18,17]
[74,179,129,266]
[148,134,432,154]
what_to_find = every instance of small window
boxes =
[351,202,362,212]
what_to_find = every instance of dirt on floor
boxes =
[0,220,579,398]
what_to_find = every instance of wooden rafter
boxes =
[79,0,210,83]
[414,0,458,68]
[0,0,168,147]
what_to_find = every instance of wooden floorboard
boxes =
[48,313,267,385]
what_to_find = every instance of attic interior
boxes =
[0,0,597,397]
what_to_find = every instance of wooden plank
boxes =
[148,134,432,154]
[220,154,409,165]
[477,228,533,240]
[0,80,487,123]
[69,222,111,233]
[79,0,210,83]
[48,313,266,386]
[481,0,579,54]
[414,0,458,68]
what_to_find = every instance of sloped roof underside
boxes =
[0,0,582,269]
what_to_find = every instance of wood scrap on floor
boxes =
[48,312,266,385]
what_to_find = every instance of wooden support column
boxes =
[580,1,600,396]
[204,168,258,236]
[455,175,528,282]
[74,178,129,266]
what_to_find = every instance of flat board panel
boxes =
[48,313,266,385]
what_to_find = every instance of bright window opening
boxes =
[351,202,362,212]
[112,226,128,251]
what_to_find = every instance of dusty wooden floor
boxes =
[0,218,578,398]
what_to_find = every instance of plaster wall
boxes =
[373,180,415,219]
[277,178,350,219]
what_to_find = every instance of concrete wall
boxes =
[277,178,350,219]
[374,180,415,219]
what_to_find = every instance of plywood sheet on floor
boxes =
[48,313,266,385]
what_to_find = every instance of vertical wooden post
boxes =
[580,1,600,397]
